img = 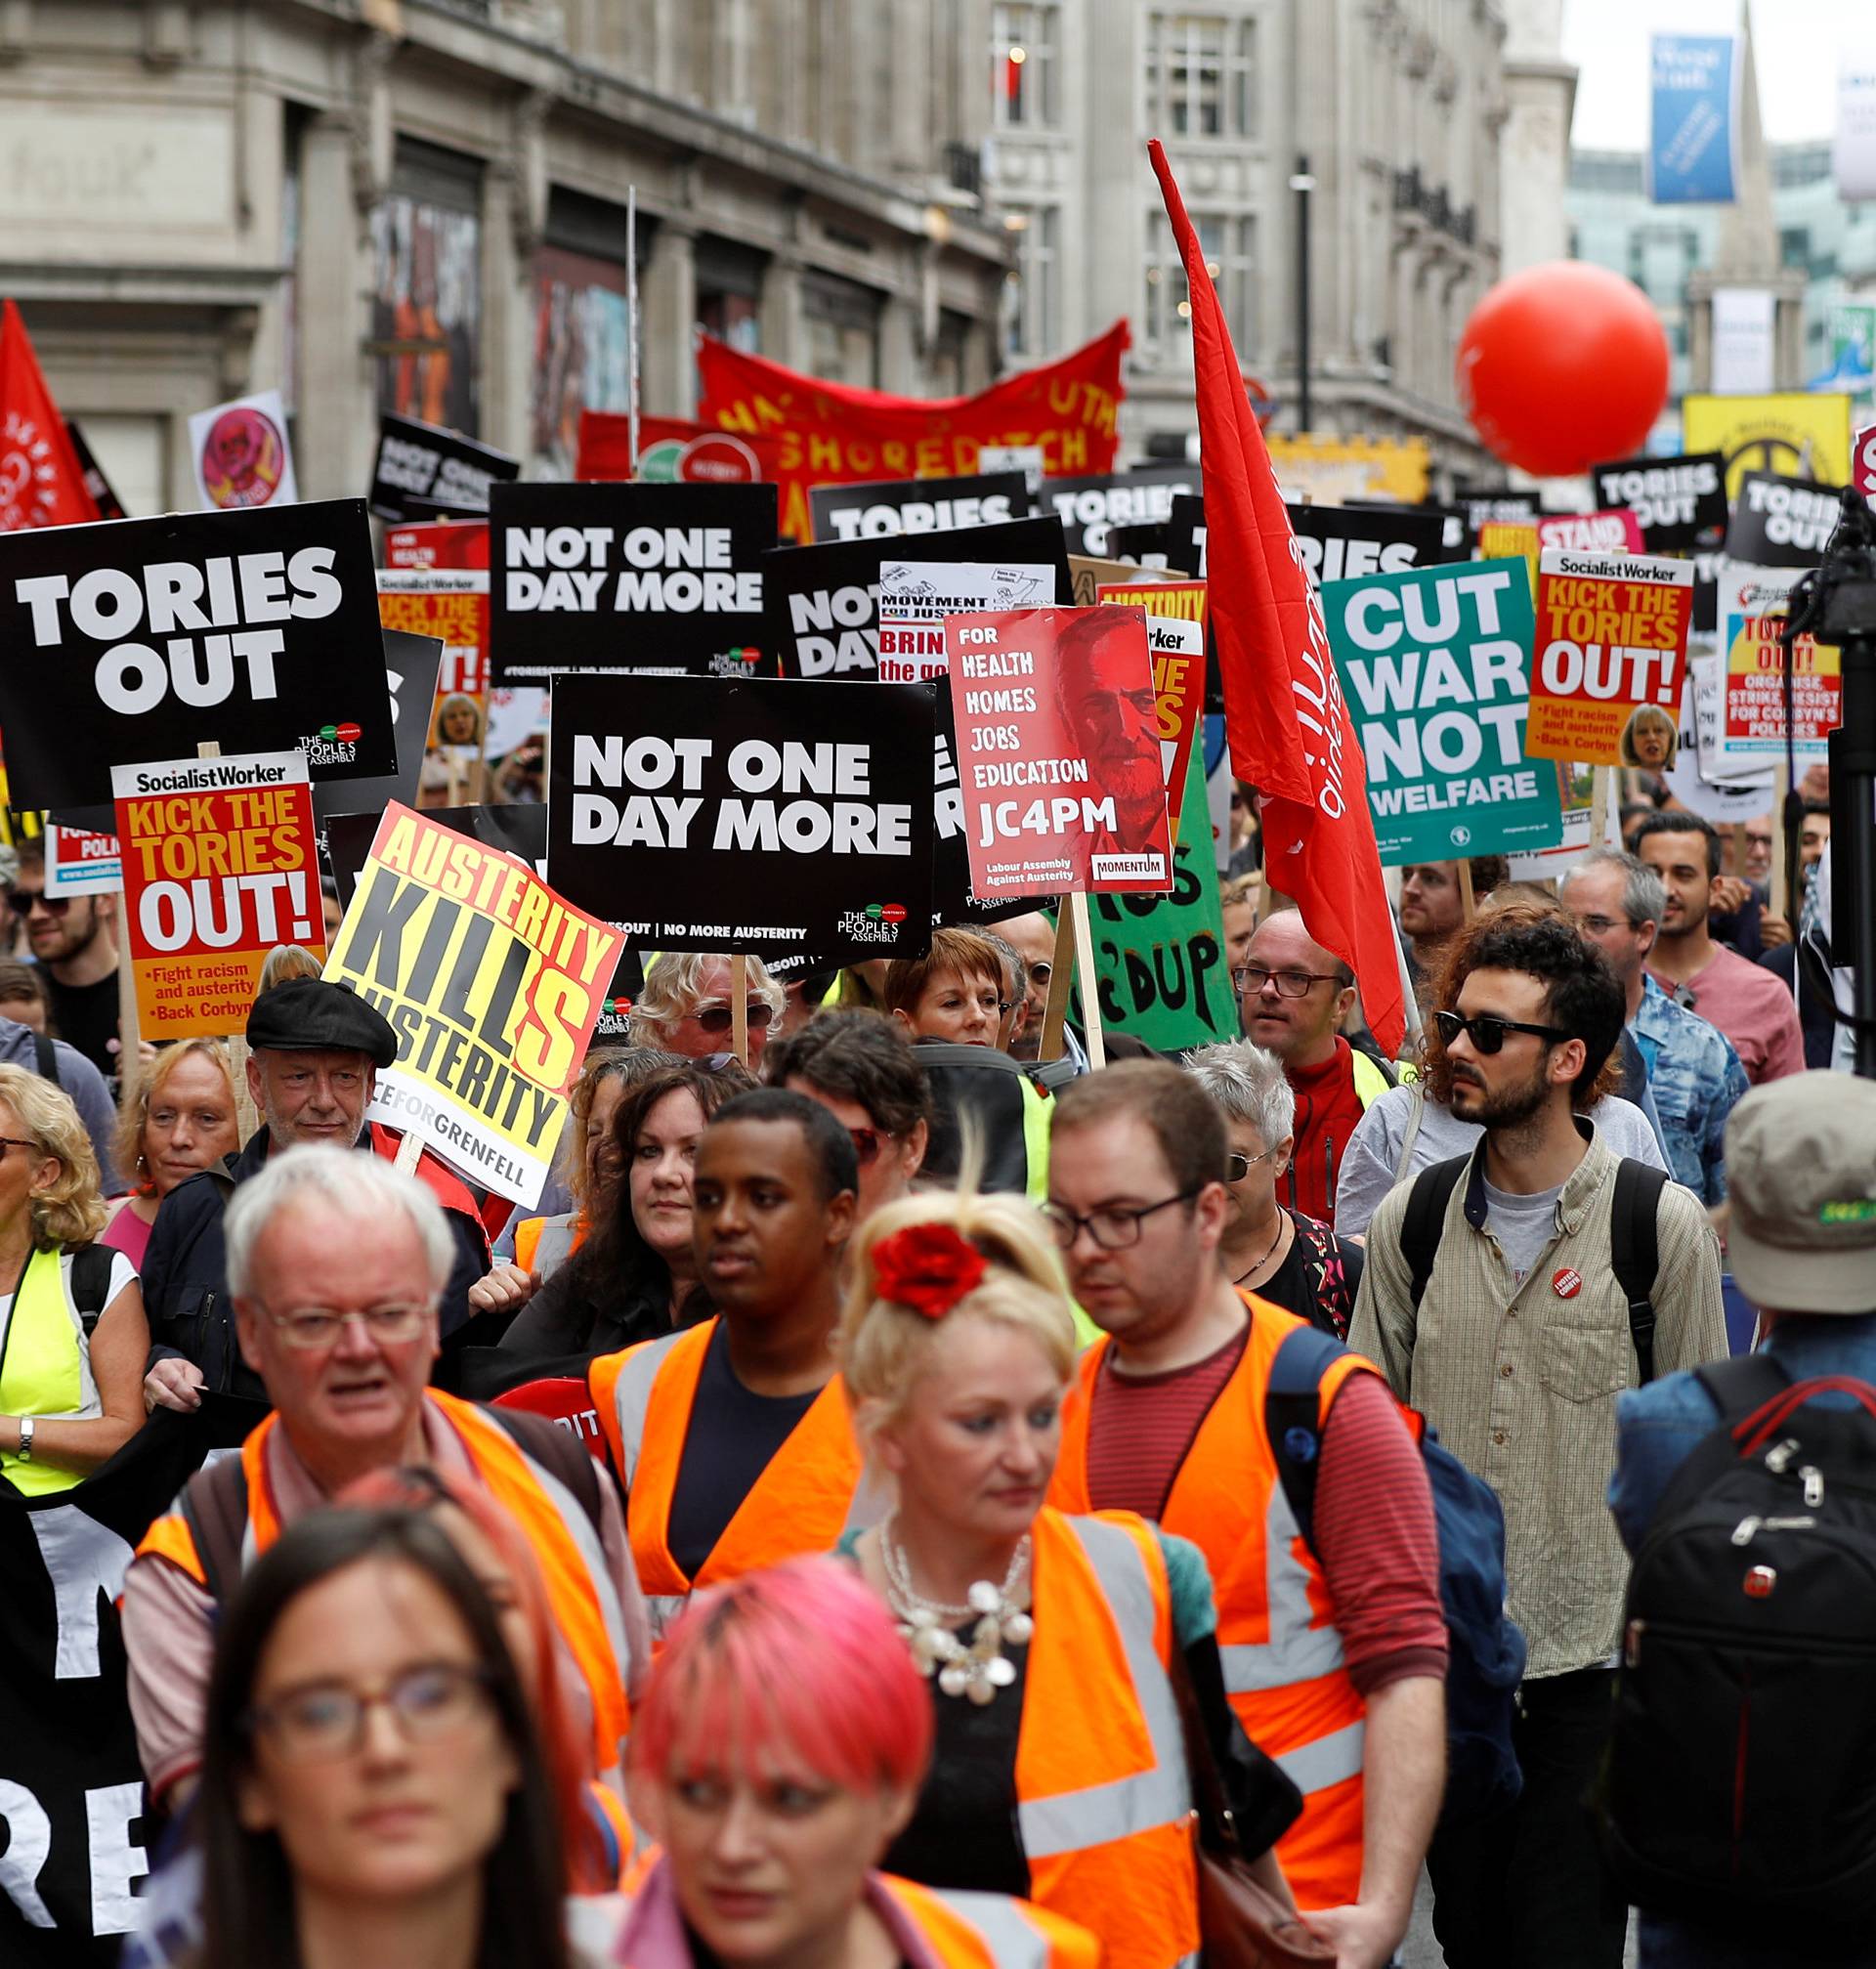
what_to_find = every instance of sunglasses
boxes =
[5,889,67,918]
[1224,1147,1274,1181]
[1432,1010,1570,1054]
[684,1004,775,1036]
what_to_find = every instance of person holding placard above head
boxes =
[1235,909,1393,1227]
[620,1556,1100,1969]
[587,1089,874,1640]
[837,1180,1305,1969]
[631,953,787,1069]
[1633,814,1805,1086]
[103,1040,241,1272]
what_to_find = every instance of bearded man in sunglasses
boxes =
[1349,912,1724,1969]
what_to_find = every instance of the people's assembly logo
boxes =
[0,407,61,531]
[836,902,909,946]
[300,720,363,768]
[200,405,289,510]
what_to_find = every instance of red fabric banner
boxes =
[0,300,99,532]
[696,322,1130,543]
[1147,144,1403,1059]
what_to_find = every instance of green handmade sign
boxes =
[1322,556,1560,866]
[1071,757,1236,1051]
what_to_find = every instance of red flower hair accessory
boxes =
[872,1222,987,1320]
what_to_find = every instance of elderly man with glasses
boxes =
[1348,911,1724,1969]
[1234,907,1393,1227]
[629,951,787,1067]
[124,1145,651,1812]
[1045,1057,1447,1968]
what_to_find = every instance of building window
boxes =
[802,271,880,388]
[370,140,483,438]
[1145,13,1258,139]
[1142,208,1254,351]
[530,244,630,479]
[992,4,1059,129]
[1002,205,1060,359]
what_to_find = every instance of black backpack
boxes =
[1399,1152,1667,1382]
[1599,1357,1876,1937]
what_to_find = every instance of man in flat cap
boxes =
[140,977,490,1413]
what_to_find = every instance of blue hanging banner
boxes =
[1646,34,1741,205]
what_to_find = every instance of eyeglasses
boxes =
[246,1661,496,1763]
[1431,1010,1570,1055]
[1232,965,1344,999]
[264,1303,436,1349]
[5,888,66,918]
[0,1137,38,1157]
[1042,1186,1202,1251]
[1225,1148,1274,1181]
[1572,915,1642,935]
[684,1004,776,1036]
[1025,963,1052,991]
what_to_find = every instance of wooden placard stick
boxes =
[730,954,749,1068]
[1768,761,1790,930]
[1038,907,1076,1062]
[1588,765,1612,854]
[1069,892,1106,1072]
[1457,857,1476,924]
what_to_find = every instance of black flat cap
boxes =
[246,977,397,1069]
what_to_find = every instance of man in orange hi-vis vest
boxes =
[124,1146,650,1809]
[1045,1059,1448,1969]
[590,1088,886,1637]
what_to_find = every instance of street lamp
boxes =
[1289,154,1316,433]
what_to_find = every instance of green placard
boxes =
[1322,556,1561,866]
[1070,756,1237,1051]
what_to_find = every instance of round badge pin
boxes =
[1552,1267,1583,1299]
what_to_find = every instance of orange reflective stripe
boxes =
[515,1217,543,1273]
[588,1346,632,1473]
[1014,1508,1199,1969]
[133,1511,207,1588]
[878,1875,1102,1969]
[244,1413,281,1553]
[624,1323,715,1599]
[432,1391,631,1773]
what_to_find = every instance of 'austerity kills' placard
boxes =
[1323,559,1559,864]
[1528,549,1694,765]
[112,750,321,1039]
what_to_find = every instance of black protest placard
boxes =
[326,798,545,912]
[1286,503,1452,587]
[808,471,1030,545]
[547,673,937,963]
[0,498,392,809]
[1344,498,1472,562]
[489,481,778,683]
[764,516,1075,683]
[368,411,521,522]
[1724,472,1842,567]
[1591,450,1727,550]
[1045,466,1200,556]
[310,626,444,876]
[1102,521,1184,568]
[1455,488,1539,532]
[0,1406,250,1966]
[1168,493,1209,578]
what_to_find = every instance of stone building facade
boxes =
[0,0,1010,513]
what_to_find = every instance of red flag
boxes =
[0,300,99,532]
[1146,142,1403,1059]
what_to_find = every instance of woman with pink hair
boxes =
[619,1556,1098,1969]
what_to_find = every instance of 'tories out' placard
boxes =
[322,804,620,1206]
[1528,549,1693,766]
[112,750,321,1039]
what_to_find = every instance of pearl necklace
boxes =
[879,1516,1033,1705]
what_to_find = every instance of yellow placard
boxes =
[1265,434,1430,504]
[1682,393,1853,500]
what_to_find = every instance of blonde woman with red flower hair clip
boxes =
[835,1190,1307,1969]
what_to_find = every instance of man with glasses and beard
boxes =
[9,835,122,1080]
[1348,912,1724,1969]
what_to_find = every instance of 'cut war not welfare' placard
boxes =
[1323,558,1559,865]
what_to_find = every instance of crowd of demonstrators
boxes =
[1349,910,1727,1969]
[632,952,788,1068]
[1183,1039,1366,1334]
[139,978,489,1413]
[1044,1062,1445,1964]
[498,1061,746,1365]
[9,834,124,1078]
[1632,813,1807,1085]
[1235,909,1394,1224]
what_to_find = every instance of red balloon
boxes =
[1455,263,1670,479]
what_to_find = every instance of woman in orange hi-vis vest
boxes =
[619,1556,1099,1969]
[834,1187,1306,1969]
